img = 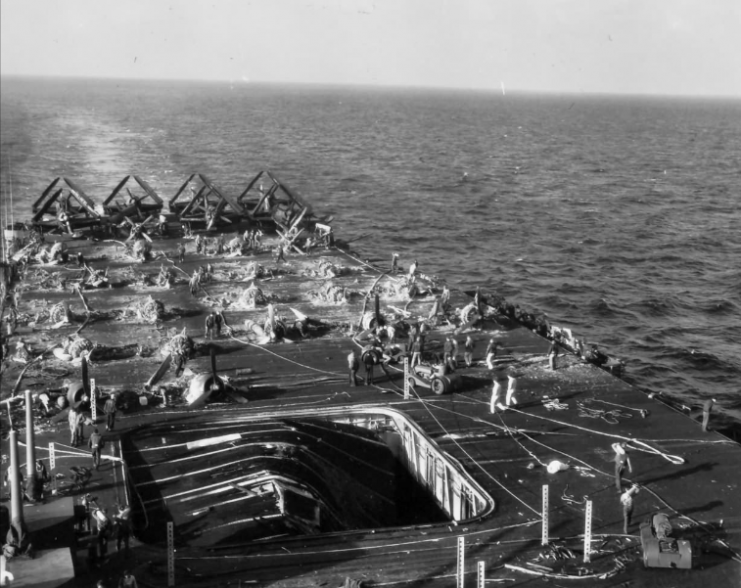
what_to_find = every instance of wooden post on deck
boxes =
[477,561,485,588]
[49,442,57,495]
[167,521,175,586]
[457,536,465,588]
[541,484,549,546]
[403,357,410,399]
[583,500,593,563]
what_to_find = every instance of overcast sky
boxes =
[2,0,740,96]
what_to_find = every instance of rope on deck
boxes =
[495,413,548,468]
[503,562,620,581]
[504,407,686,465]
[228,333,343,377]
[335,247,390,277]
[406,385,542,517]
[421,393,741,563]
[175,519,539,561]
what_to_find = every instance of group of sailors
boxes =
[204,311,225,339]
[346,313,514,390]
[79,493,133,564]
[191,229,264,257]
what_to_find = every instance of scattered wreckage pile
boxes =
[2,171,631,448]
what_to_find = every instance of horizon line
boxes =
[2,73,740,102]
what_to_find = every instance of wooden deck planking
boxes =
[3,231,740,588]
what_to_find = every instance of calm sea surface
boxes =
[1,77,740,428]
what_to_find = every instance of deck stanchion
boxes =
[1,551,10,586]
[457,536,465,588]
[542,484,549,546]
[167,521,175,586]
[8,431,24,541]
[477,561,485,588]
[583,500,593,563]
[403,357,410,399]
[49,442,57,495]
[90,378,97,422]
[25,389,36,480]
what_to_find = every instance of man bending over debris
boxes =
[620,484,640,534]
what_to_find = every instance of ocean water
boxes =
[1,77,740,430]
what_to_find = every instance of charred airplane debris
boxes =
[26,171,331,239]
[169,173,246,230]
[101,174,164,226]
[31,177,102,234]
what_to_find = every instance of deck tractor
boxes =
[640,512,693,569]
[407,363,462,395]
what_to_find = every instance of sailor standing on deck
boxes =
[620,484,640,534]
[32,459,49,501]
[80,493,95,533]
[348,350,359,387]
[548,339,560,370]
[408,259,418,279]
[464,335,475,368]
[410,336,422,369]
[485,339,500,370]
[612,442,632,492]
[490,376,504,414]
[407,323,419,353]
[440,285,450,311]
[362,345,380,386]
[114,503,132,554]
[274,243,286,263]
[35,459,49,485]
[104,394,117,431]
[505,371,518,407]
[69,408,84,446]
[702,398,717,432]
[89,428,104,471]
[93,504,111,558]
[205,312,216,340]
[38,391,51,415]
[385,324,396,351]
[443,337,455,372]
[214,311,224,338]
[158,213,168,236]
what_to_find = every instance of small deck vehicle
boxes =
[640,512,693,569]
[407,363,462,395]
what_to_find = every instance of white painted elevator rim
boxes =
[196,403,496,522]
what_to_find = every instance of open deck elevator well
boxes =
[123,407,494,547]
